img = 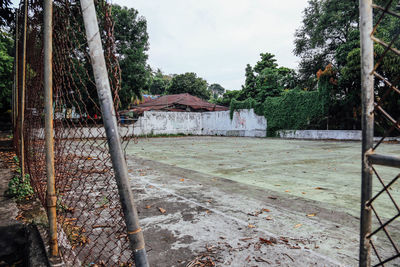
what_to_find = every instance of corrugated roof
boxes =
[131,93,229,114]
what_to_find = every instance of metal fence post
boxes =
[44,0,58,257]
[19,0,28,179]
[80,1,149,266]
[359,0,374,266]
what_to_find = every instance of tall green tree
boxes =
[208,83,225,98]
[148,69,172,95]
[239,52,297,102]
[0,0,13,27]
[167,72,210,100]
[294,0,359,88]
[0,29,13,112]
[112,4,150,108]
[254,53,278,74]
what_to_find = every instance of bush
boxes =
[230,80,330,135]
[7,174,34,199]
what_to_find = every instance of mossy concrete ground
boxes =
[126,137,400,266]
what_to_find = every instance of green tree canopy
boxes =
[0,29,13,112]
[208,83,225,98]
[294,0,359,88]
[239,52,297,103]
[148,69,172,95]
[167,72,210,100]
[112,4,150,108]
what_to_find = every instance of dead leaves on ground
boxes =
[158,207,166,214]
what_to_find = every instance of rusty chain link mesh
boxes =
[366,0,400,265]
[14,0,134,265]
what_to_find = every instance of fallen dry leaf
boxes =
[315,187,326,190]
[306,213,316,217]
[266,216,272,220]
[248,224,256,228]
[259,237,277,245]
[145,205,152,209]
[179,178,185,182]
[302,192,306,194]
[294,224,302,228]
[268,196,277,200]
[262,208,270,212]
[158,207,166,214]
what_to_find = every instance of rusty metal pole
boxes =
[359,0,374,266]
[44,0,58,257]
[19,0,28,179]
[80,1,149,266]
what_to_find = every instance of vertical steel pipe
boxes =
[359,0,374,266]
[44,0,58,257]
[19,0,28,179]
[80,1,149,266]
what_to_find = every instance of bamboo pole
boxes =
[19,0,28,179]
[44,0,58,257]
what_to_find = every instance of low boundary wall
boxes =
[49,109,266,139]
[278,130,400,141]
[135,109,267,137]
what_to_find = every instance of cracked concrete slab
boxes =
[125,137,400,266]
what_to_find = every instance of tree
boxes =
[167,72,210,100]
[208,83,225,98]
[239,52,297,103]
[0,0,13,113]
[0,29,13,112]
[0,0,13,27]
[239,64,256,100]
[294,0,359,88]
[254,53,278,74]
[214,90,241,106]
[112,4,150,108]
[148,69,172,95]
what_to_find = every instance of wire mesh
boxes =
[364,0,400,265]
[14,0,134,265]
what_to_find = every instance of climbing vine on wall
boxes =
[230,65,334,135]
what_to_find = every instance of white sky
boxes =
[12,0,309,90]
[111,0,309,91]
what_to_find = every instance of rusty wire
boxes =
[14,0,133,265]
[365,0,400,266]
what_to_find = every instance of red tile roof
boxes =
[131,93,228,114]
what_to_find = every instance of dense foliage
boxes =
[112,4,150,108]
[230,64,333,134]
[167,72,210,100]
[148,68,172,95]
[0,30,13,112]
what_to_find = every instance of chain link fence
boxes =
[360,0,400,266]
[13,0,137,265]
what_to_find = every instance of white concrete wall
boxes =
[201,109,267,137]
[36,109,266,139]
[278,130,362,140]
[278,130,400,141]
[134,109,267,137]
[135,111,202,136]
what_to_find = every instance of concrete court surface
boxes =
[125,137,400,266]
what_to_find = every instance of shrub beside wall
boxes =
[230,81,330,136]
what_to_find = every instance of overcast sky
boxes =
[12,0,310,91]
[111,0,309,91]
